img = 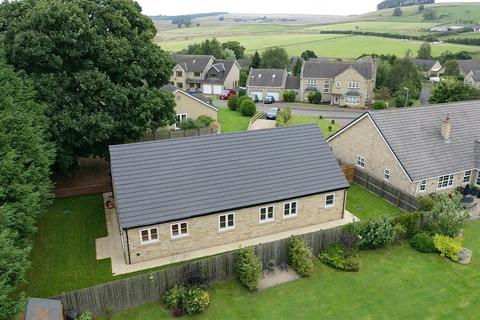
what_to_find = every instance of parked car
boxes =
[263,95,275,104]
[250,93,259,103]
[187,88,201,94]
[266,107,280,120]
[219,89,236,100]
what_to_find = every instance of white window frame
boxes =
[476,172,480,186]
[323,81,330,93]
[325,194,335,208]
[437,174,454,190]
[419,180,427,193]
[335,81,341,89]
[307,78,317,85]
[170,222,188,239]
[384,169,390,181]
[463,170,472,184]
[218,213,235,231]
[356,155,365,168]
[347,81,360,89]
[259,205,275,223]
[283,201,298,218]
[140,227,159,244]
[176,113,187,123]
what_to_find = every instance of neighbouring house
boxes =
[170,54,241,95]
[458,59,480,77]
[285,74,301,100]
[160,84,218,129]
[246,68,288,101]
[25,298,63,320]
[410,59,444,78]
[109,125,349,265]
[237,58,252,70]
[327,102,480,197]
[464,70,480,89]
[299,59,377,107]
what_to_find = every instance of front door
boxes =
[334,95,340,105]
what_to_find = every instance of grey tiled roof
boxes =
[204,60,235,84]
[410,59,437,69]
[472,70,480,82]
[237,58,251,69]
[368,101,480,181]
[285,75,300,90]
[110,125,349,229]
[173,54,213,73]
[302,61,373,80]
[160,84,177,93]
[160,85,214,109]
[457,60,480,75]
[247,69,286,87]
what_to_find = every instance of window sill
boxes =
[218,227,235,234]
[325,205,335,209]
[259,220,275,225]
[170,234,189,241]
[282,214,298,220]
[140,240,160,246]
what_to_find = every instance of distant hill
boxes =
[150,12,228,21]
[377,0,435,10]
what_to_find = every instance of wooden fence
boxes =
[51,226,342,316]
[136,127,216,142]
[354,170,418,212]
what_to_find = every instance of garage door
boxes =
[202,85,212,94]
[267,92,280,101]
[250,91,263,100]
[213,85,222,95]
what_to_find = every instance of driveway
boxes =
[249,119,276,130]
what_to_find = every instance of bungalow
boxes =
[109,125,349,264]
[327,101,480,197]
[410,59,444,78]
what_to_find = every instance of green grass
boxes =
[218,107,252,133]
[285,114,340,137]
[305,21,438,35]
[105,221,480,319]
[346,183,405,220]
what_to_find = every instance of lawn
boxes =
[305,21,437,35]
[285,114,340,137]
[346,183,405,220]
[218,107,252,133]
[105,221,480,320]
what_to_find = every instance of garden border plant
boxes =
[287,235,314,277]
[235,247,262,291]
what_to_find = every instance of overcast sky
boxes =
[136,0,478,16]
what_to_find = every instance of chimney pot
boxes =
[441,113,452,142]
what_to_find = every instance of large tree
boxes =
[417,42,432,60]
[0,55,54,319]
[383,58,422,99]
[260,47,289,69]
[221,41,245,59]
[0,0,176,171]
[443,59,460,77]
[429,77,480,103]
[251,51,261,68]
[301,50,317,61]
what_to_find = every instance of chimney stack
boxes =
[441,114,452,143]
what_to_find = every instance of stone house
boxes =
[160,84,218,129]
[109,125,349,264]
[299,60,377,108]
[246,68,287,101]
[464,70,480,89]
[410,59,444,78]
[170,54,240,95]
[458,59,480,77]
[327,102,480,197]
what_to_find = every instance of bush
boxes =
[196,115,215,128]
[163,285,210,315]
[287,236,314,277]
[235,247,262,291]
[239,99,256,117]
[178,116,214,130]
[307,91,322,104]
[357,216,395,249]
[283,90,296,102]
[78,312,93,320]
[392,212,421,238]
[433,234,463,262]
[237,95,251,107]
[418,195,434,212]
[394,95,413,107]
[331,119,335,125]
[319,243,359,272]
[410,232,436,253]
[422,193,468,237]
[238,88,246,97]
[372,100,387,110]
[227,95,239,111]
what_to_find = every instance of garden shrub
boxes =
[287,235,314,277]
[178,116,215,130]
[163,284,210,315]
[276,107,292,127]
[422,193,468,237]
[227,95,239,111]
[410,232,436,253]
[238,88,246,97]
[392,212,421,238]
[433,234,463,262]
[357,216,395,249]
[196,115,215,128]
[372,100,387,110]
[78,312,93,320]
[283,90,296,102]
[235,247,262,291]
[308,92,322,104]
[237,95,251,107]
[319,243,359,272]
[239,99,256,116]
[340,223,360,249]
[394,95,413,107]
[418,195,434,211]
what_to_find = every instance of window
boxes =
[140,228,159,244]
[307,78,317,85]
[477,172,480,186]
[335,81,341,89]
[345,96,360,105]
[419,180,427,192]
[176,113,187,124]
[219,213,235,230]
[356,155,365,168]
[283,201,298,218]
[170,222,188,238]
[347,81,360,89]
[259,206,274,223]
[325,194,335,208]
[437,174,454,190]
[384,169,390,181]
[194,72,201,77]
[176,82,183,89]
[463,170,472,184]
[323,82,330,93]
[176,71,183,77]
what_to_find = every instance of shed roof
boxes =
[110,125,349,229]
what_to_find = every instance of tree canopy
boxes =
[251,51,261,68]
[301,50,317,61]
[417,42,432,60]
[0,0,176,171]
[260,47,289,69]
[429,77,480,103]
[377,58,422,100]
[221,41,245,59]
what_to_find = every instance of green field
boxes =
[304,21,438,35]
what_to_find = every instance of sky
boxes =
[136,0,479,16]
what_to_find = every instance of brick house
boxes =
[109,125,349,264]
[299,60,377,107]
[327,102,480,197]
